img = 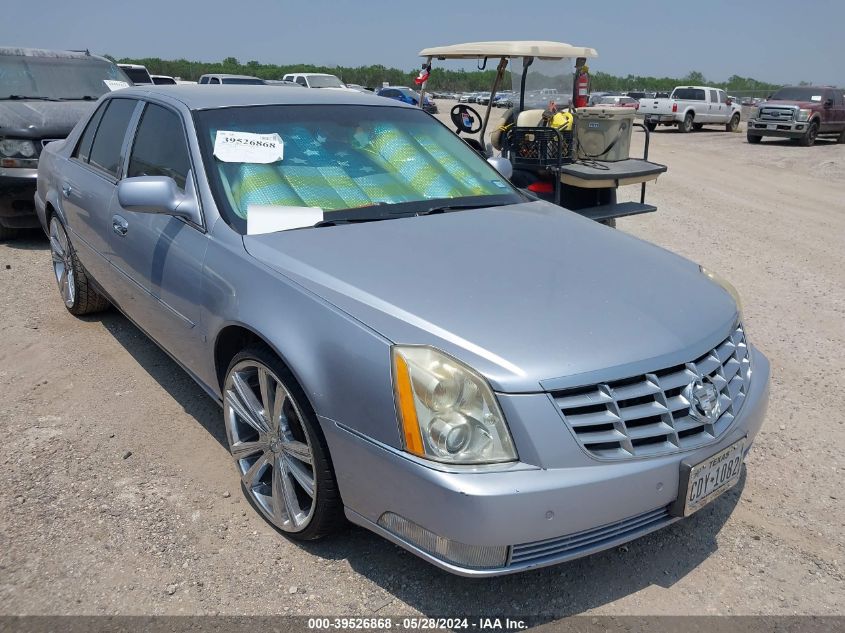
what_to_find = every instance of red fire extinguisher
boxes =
[574,64,590,108]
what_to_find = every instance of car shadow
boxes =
[301,472,745,621]
[96,311,228,448]
[93,307,744,622]
[0,229,49,250]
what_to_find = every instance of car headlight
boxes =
[700,266,743,317]
[392,346,517,464]
[0,138,37,158]
[748,106,759,120]
[796,108,811,122]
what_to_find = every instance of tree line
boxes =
[112,55,791,93]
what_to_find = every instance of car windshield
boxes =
[308,75,345,88]
[770,87,825,102]
[194,104,521,233]
[221,77,265,85]
[0,54,130,100]
[510,58,574,109]
[121,67,151,84]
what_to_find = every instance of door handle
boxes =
[112,215,129,236]
[61,183,72,197]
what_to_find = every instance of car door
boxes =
[107,100,209,365]
[717,90,730,122]
[60,97,137,287]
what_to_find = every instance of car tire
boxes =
[0,224,18,241]
[679,113,694,133]
[798,121,818,147]
[645,121,657,132]
[692,122,704,131]
[746,133,762,144]
[223,345,345,541]
[48,216,110,316]
[726,114,740,132]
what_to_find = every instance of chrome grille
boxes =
[510,506,672,566]
[553,325,751,459]
[759,107,795,122]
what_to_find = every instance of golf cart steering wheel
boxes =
[450,104,483,134]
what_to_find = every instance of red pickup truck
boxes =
[747,86,845,146]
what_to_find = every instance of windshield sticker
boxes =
[214,131,284,164]
[491,179,508,189]
[811,95,822,102]
[246,205,323,235]
[103,80,129,91]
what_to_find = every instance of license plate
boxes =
[767,124,777,130]
[678,438,746,516]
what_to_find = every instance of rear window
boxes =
[221,77,265,85]
[672,88,706,101]
[152,76,176,85]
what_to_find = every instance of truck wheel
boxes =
[692,122,704,131]
[679,113,694,133]
[645,121,657,132]
[746,133,762,144]
[798,122,818,147]
[726,114,740,132]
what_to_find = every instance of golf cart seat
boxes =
[516,109,545,127]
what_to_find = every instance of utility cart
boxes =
[416,41,667,226]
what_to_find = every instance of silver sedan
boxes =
[35,86,769,576]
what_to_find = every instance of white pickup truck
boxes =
[639,86,741,133]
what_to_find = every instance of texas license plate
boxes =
[678,438,746,516]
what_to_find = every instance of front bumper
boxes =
[0,168,39,229]
[747,119,808,138]
[325,346,770,576]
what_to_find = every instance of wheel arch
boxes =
[214,323,295,392]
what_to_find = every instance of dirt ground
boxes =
[0,104,843,619]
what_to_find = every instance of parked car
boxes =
[376,86,437,113]
[150,74,177,85]
[118,63,152,85]
[36,84,769,576]
[746,86,845,146]
[198,74,265,85]
[639,86,741,132]
[597,95,640,109]
[281,73,353,90]
[0,47,130,240]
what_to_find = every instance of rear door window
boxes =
[127,103,191,189]
[210,77,220,84]
[88,98,137,176]
[709,90,718,103]
[73,101,109,163]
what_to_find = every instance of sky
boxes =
[2,0,842,86]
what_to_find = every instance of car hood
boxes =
[243,201,739,392]
[761,100,817,109]
[0,100,96,139]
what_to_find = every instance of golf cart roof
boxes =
[419,41,598,60]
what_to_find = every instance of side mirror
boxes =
[487,156,513,180]
[726,98,732,105]
[824,98,833,108]
[117,172,201,225]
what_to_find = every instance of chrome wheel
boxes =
[224,359,317,532]
[49,217,75,308]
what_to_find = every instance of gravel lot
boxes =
[0,105,843,619]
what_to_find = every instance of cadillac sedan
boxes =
[35,86,769,576]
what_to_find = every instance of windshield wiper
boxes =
[415,202,504,216]
[3,95,60,101]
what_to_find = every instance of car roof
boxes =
[0,47,113,64]
[111,84,407,110]
[200,74,264,80]
[419,40,597,60]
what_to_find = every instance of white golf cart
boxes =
[416,41,667,225]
